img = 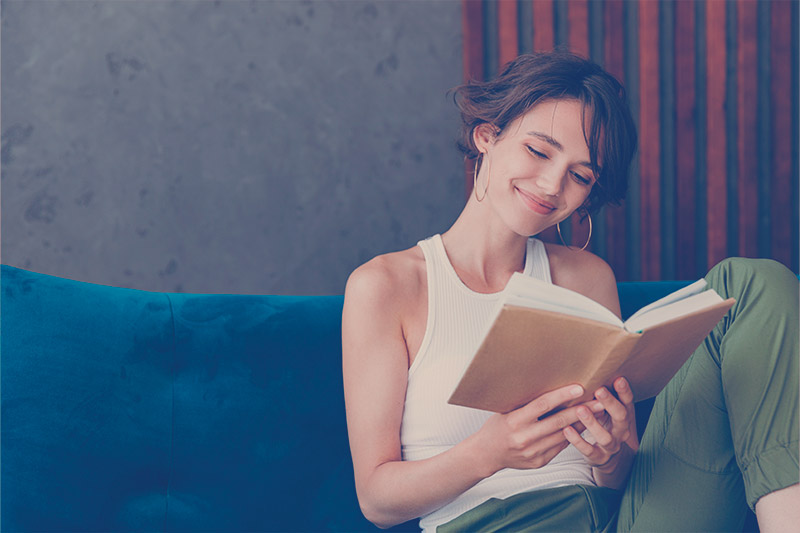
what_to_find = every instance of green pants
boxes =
[439,258,799,532]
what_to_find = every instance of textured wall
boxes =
[1,0,464,295]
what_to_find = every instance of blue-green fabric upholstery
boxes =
[1,265,691,532]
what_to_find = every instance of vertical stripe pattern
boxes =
[675,0,698,280]
[461,0,798,280]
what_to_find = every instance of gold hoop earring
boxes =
[473,153,489,202]
[556,212,592,251]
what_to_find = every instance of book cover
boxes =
[448,288,734,413]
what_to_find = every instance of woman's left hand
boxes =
[562,377,639,474]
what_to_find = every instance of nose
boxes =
[535,167,565,197]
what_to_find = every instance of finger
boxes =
[593,411,611,431]
[511,432,570,469]
[595,387,628,422]
[571,421,587,434]
[518,384,585,421]
[531,440,571,468]
[577,406,616,449]
[613,377,635,406]
[563,425,601,460]
[533,405,585,437]
[594,391,635,446]
[536,401,604,437]
[527,427,571,452]
[582,399,606,414]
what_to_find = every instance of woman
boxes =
[342,52,798,532]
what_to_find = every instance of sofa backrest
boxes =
[1,265,691,532]
[1,265,375,531]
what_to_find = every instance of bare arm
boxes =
[343,259,605,528]
[342,261,490,527]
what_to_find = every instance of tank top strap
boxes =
[418,234,552,288]
[525,237,552,283]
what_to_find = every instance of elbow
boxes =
[354,464,417,528]
[358,497,409,530]
[360,504,398,530]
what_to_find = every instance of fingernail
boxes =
[570,385,584,397]
[617,378,627,389]
[596,388,608,398]
[578,407,590,418]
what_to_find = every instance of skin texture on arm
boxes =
[342,255,489,527]
[755,483,800,533]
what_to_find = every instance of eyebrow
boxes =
[526,131,599,174]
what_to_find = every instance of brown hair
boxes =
[452,51,637,213]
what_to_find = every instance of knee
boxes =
[706,258,798,302]
[708,257,791,279]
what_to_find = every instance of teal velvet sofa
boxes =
[1,264,720,531]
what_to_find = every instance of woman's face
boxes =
[475,98,597,237]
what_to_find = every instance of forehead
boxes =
[514,99,587,136]
[510,99,595,159]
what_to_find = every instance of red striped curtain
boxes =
[462,0,798,281]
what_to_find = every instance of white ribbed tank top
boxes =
[401,234,594,532]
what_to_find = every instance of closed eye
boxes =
[526,145,548,159]
[571,171,592,186]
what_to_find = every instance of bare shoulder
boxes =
[544,242,620,316]
[342,246,428,500]
[344,246,425,311]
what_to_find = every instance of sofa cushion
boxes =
[1,265,174,531]
[165,292,374,531]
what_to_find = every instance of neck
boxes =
[440,195,534,293]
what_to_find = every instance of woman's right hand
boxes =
[471,384,605,475]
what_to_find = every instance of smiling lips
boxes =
[516,187,556,215]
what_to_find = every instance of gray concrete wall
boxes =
[1,0,465,295]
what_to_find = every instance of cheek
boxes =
[565,184,593,207]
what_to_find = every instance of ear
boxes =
[472,123,498,154]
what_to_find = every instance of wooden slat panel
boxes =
[706,0,728,268]
[639,0,660,280]
[567,0,591,248]
[604,0,627,280]
[498,0,519,70]
[675,0,697,279]
[462,0,484,197]
[737,0,759,257]
[771,0,793,266]
[567,0,589,58]
[462,0,484,81]
[532,0,555,52]
[463,0,797,277]
[532,1,558,244]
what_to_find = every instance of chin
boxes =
[508,219,553,238]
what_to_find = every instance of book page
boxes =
[625,279,707,324]
[624,289,724,333]
[616,297,735,400]
[503,273,623,327]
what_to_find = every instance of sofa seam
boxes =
[163,292,177,532]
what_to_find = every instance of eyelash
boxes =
[526,145,593,186]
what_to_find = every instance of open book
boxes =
[447,273,735,413]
